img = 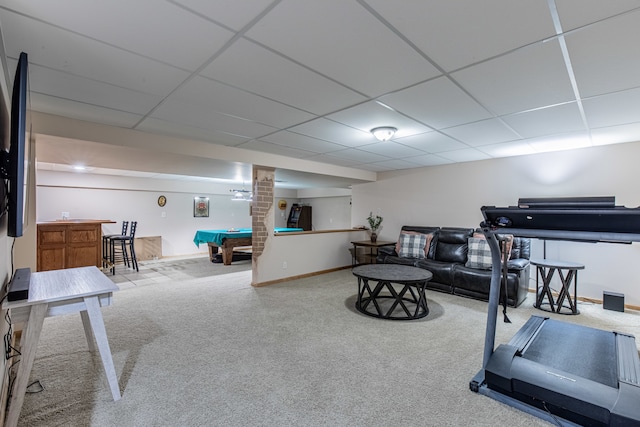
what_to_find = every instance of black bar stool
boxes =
[102,221,128,269]
[110,221,138,274]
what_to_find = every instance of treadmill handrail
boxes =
[479,220,640,371]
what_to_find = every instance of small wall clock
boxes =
[158,195,167,207]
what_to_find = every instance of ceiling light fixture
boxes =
[371,126,397,141]
[230,188,252,201]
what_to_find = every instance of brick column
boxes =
[251,165,274,284]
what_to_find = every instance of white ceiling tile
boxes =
[583,88,640,128]
[443,119,521,146]
[357,141,428,158]
[172,76,315,128]
[566,9,640,97]
[404,154,454,167]
[555,0,640,31]
[526,132,592,153]
[288,118,373,147]
[502,103,586,138]
[331,149,390,163]
[236,139,315,158]
[0,11,191,96]
[393,132,468,153]
[479,140,536,158]
[366,0,556,71]
[381,77,492,129]
[592,123,640,146]
[327,101,432,138]
[150,98,278,139]
[137,117,251,146]
[28,63,161,115]
[0,0,234,70]
[245,0,440,96]
[259,131,346,154]
[201,38,366,115]
[365,159,424,171]
[30,93,144,128]
[452,40,575,115]
[172,0,275,31]
[438,149,491,163]
[304,154,362,168]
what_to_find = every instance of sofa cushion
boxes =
[465,237,492,269]
[397,232,428,258]
[474,229,525,261]
[400,226,440,258]
[434,228,473,263]
[395,231,434,258]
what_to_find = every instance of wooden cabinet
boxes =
[37,220,114,271]
[134,236,162,260]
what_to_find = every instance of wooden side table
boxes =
[531,258,585,314]
[350,240,396,265]
[3,267,120,427]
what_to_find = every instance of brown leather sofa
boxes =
[376,226,531,307]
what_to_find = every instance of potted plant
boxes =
[367,212,383,243]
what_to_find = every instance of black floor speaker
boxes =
[603,291,624,312]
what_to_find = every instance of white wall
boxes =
[36,170,352,257]
[254,229,367,285]
[38,171,254,256]
[351,141,640,307]
[287,196,351,230]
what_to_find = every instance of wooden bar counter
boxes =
[37,219,115,272]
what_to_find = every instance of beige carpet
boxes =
[15,263,640,426]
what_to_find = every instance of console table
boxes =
[531,258,585,315]
[352,264,432,320]
[2,266,120,427]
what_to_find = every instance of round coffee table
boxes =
[352,264,433,320]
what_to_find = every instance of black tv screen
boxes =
[1,52,29,237]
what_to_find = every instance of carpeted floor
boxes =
[14,258,640,426]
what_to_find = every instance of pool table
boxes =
[193,228,303,265]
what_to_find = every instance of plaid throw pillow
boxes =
[465,237,492,269]
[397,233,428,259]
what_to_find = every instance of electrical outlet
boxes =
[161,211,166,218]
[282,261,287,269]
[61,211,69,220]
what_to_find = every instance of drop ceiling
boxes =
[2,0,640,188]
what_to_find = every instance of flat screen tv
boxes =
[0,51,29,237]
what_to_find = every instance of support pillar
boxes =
[251,165,275,286]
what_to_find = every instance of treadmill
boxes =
[470,197,640,426]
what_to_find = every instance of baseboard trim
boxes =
[527,288,640,311]
[252,265,352,287]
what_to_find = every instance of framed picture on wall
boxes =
[194,197,209,217]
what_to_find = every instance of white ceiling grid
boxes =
[0,0,639,187]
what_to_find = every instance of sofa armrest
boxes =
[507,258,529,271]
[378,246,397,257]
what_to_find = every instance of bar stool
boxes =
[102,221,128,269]
[110,221,138,274]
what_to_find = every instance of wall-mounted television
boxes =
[0,51,29,237]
